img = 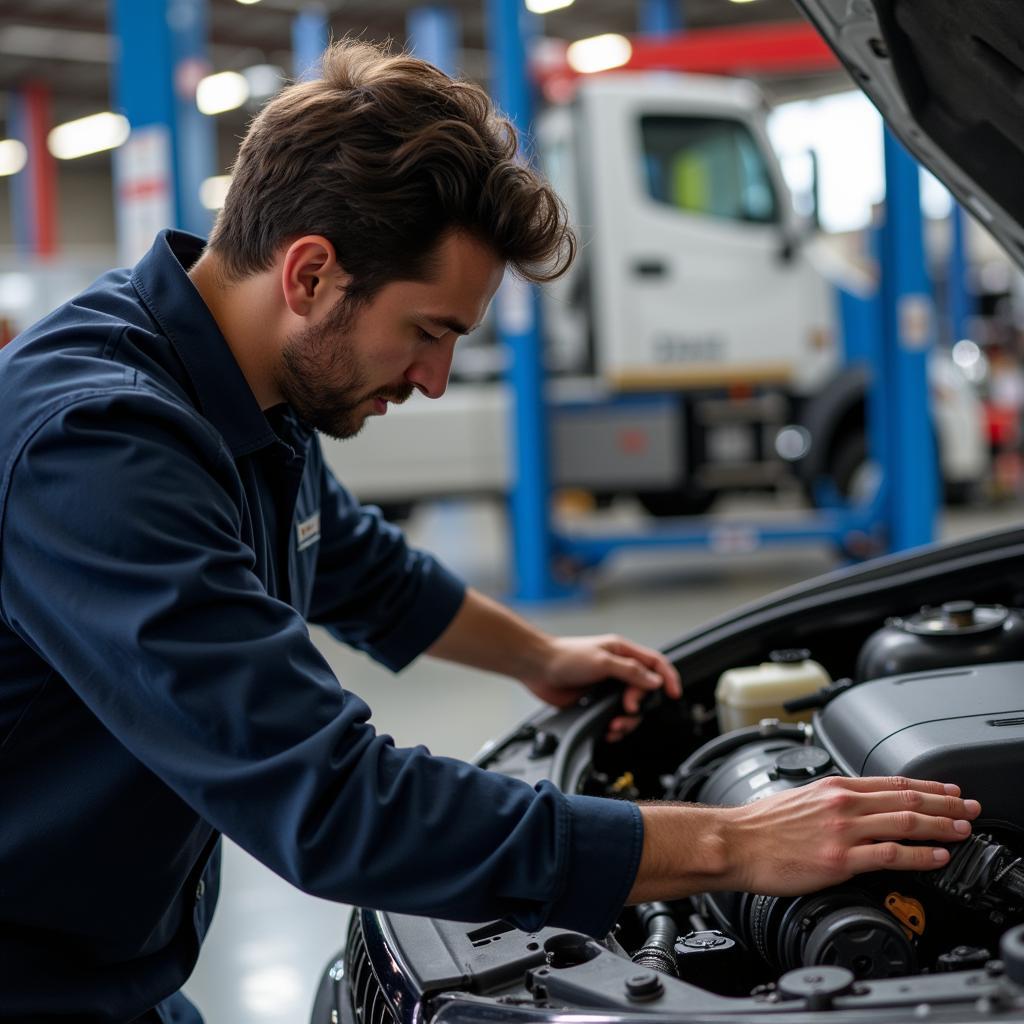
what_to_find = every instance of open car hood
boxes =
[794,0,1024,269]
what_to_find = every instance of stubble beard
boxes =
[277,296,412,440]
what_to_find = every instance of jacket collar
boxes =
[131,230,279,457]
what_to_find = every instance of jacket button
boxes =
[195,879,206,902]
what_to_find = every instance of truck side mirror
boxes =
[778,234,798,263]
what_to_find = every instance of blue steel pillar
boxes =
[408,7,460,76]
[292,9,329,81]
[639,0,684,34]
[110,0,215,259]
[485,0,561,601]
[948,203,975,342]
[878,128,938,550]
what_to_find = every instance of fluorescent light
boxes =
[47,112,129,160]
[526,0,574,12]
[566,33,632,74]
[196,71,249,115]
[235,0,262,4]
[199,175,232,210]
[728,0,760,4]
[242,64,284,103]
[0,139,27,176]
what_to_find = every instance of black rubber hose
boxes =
[631,902,680,977]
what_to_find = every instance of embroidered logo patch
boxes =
[296,511,321,552]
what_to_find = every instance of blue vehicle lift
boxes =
[110,0,215,255]
[485,0,940,600]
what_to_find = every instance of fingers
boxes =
[844,810,974,846]
[835,776,962,798]
[828,779,980,822]
[817,776,981,881]
[845,841,953,874]
[601,656,664,713]
[605,713,641,742]
[603,637,682,701]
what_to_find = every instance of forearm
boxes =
[626,804,732,904]
[425,587,555,681]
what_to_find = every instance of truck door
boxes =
[578,74,834,395]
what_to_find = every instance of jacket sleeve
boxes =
[0,390,642,937]
[306,451,466,671]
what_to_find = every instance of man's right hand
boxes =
[627,776,981,906]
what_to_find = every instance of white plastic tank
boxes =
[715,649,831,733]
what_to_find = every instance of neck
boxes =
[188,251,284,410]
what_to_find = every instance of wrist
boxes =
[514,631,559,686]
[627,803,733,904]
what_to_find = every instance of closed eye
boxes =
[417,326,443,343]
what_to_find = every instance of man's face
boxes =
[277,231,504,440]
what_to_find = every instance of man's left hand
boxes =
[521,635,682,742]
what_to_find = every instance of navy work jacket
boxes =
[0,231,642,1022]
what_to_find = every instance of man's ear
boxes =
[280,235,352,318]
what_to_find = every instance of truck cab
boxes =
[323,72,987,517]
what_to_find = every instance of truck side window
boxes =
[640,115,778,225]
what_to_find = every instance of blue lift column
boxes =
[639,0,684,34]
[292,9,329,81]
[110,0,215,263]
[948,204,975,342]
[485,0,562,602]
[408,7,460,75]
[877,128,938,551]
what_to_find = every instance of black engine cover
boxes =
[815,661,1024,829]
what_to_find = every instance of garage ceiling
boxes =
[0,0,851,126]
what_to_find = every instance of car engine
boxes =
[584,601,1024,992]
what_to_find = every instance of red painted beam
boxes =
[626,22,840,75]
[23,81,58,258]
[536,22,840,98]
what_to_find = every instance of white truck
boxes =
[321,72,987,517]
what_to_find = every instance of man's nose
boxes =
[407,337,456,400]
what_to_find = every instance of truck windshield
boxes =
[640,115,779,225]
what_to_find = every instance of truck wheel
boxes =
[826,433,950,505]
[827,432,873,502]
[944,479,974,506]
[637,487,716,517]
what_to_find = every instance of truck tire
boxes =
[827,432,962,505]
[827,432,873,502]
[637,486,716,517]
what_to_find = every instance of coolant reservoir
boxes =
[715,649,831,733]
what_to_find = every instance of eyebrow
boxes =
[423,315,478,336]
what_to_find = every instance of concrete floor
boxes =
[182,497,1023,1022]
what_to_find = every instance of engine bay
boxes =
[573,599,1024,995]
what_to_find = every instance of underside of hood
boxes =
[795,0,1024,269]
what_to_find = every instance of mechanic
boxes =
[0,40,980,1024]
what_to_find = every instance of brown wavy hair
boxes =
[207,38,575,299]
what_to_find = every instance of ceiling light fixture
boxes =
[47,112,130,160]
[566,33,632,74]
[196,71,250,115]
[0,139,28,176]
[525,0,575,13]
[199,175,232,211]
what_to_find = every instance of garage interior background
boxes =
[1,0,1022,1020]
